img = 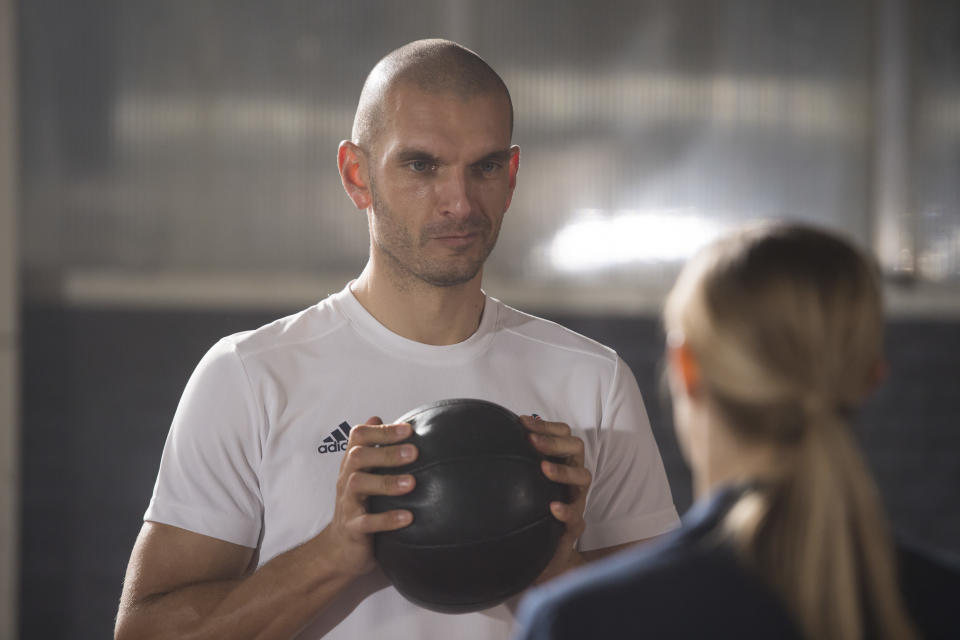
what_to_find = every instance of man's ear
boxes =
[667,335,700,397]
[503,145,521,209]
[338,140,372,210]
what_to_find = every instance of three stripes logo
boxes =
[317,421,353,454]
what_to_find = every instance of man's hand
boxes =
[318,417,418,578]
[520,415,592,583]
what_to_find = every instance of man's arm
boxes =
[522,413,676,582]
[580,535,667,562]
[115,419,417,640]
[115,522,357,640]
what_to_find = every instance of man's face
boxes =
[364,84,519,288]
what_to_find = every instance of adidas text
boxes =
[318,421,353,454]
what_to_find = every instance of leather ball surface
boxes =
[367,398,568,614]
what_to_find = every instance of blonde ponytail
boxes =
[724,407,915,640]
[665,224,918,639]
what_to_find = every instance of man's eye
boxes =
[480,161,500,173]
[410,160,430,172]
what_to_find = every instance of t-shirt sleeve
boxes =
[578,356,680,551]
[144,338,264,548]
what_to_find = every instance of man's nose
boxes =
[437,168,472,218]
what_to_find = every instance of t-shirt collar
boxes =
[330,281,498,365]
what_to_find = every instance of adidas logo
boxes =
[317,421,353,454]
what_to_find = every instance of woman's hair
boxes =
[663,223,916,640]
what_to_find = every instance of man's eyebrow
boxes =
[475,149,513,164]
[393,148,441,163]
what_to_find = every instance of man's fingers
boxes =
[350,510,414,534]
[520,415,571,437]
[549,501,585,528]
[349,421,412,447]
[344,470,416,498]
[528,432,584,462]
[548,502,586,548]
[343,441,418,473]
[541,459,592,488]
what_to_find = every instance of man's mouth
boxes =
[433,232,479,246]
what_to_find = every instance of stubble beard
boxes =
[368,179,499,289]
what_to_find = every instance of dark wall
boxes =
[19,305,960,638]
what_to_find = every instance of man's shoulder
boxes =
[489,297,618,365]
[219,294,349,361]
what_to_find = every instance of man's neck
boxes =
[350,264,486,346]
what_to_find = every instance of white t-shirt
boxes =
[145,284,679,639]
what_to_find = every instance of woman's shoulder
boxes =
[515,509,802,639]
[896,540,960,640]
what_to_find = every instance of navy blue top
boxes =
[513,486,960,640]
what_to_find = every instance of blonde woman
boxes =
[514,224,959,639]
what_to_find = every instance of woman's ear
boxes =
[667,333,700,397]
[866,358,888,396]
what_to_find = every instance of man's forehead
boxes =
[385,82,510,121]
[376,85,512,153]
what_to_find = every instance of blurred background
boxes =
[1,0,959,637]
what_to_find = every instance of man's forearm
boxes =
[115,533,355,640]
[580,535,663,564]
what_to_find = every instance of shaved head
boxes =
[352,39,513,151]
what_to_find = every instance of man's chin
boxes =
[422,273,481,288]
[418,264,484,288]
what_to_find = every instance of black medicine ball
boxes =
[368,398,568,614]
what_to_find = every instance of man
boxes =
[115,39,679,640]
